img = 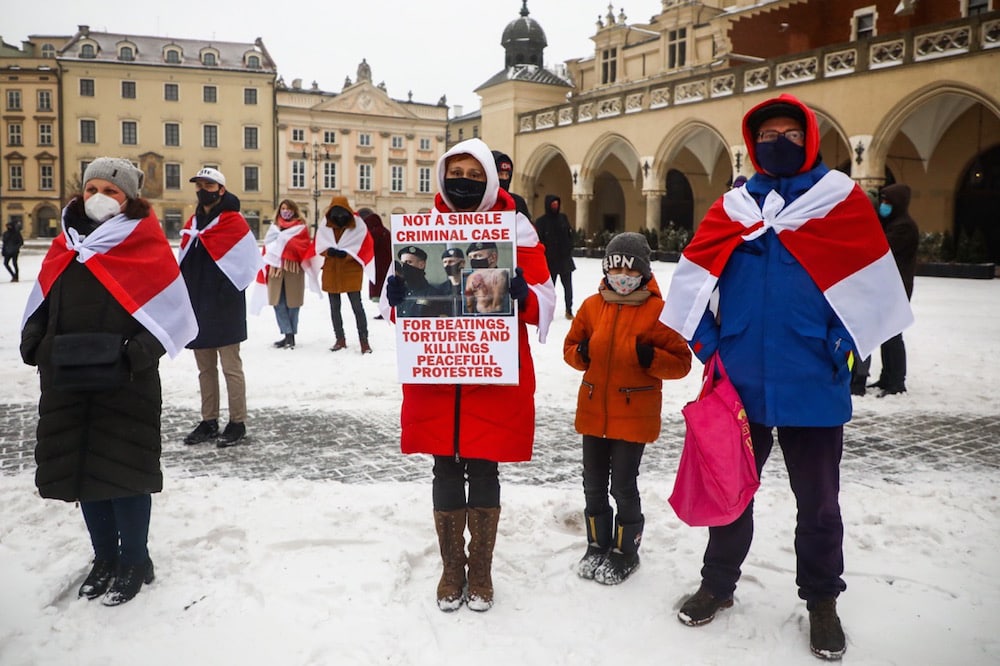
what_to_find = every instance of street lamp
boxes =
[302,142,329,230]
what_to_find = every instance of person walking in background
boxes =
[385,138,555,612]
[359,208,392,317]
[661,94,913,660]
[564,232,691,585]
[179,167,261,448]
[535,194,576,319]
[868,183,919,397]
[256,199,315,350]
[3,220,23,282]
[19,157,196,606]
[315,195,375,354]
[492,150,531,222]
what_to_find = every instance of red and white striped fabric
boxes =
[22,209,197,358]
[179,210,261,291]
[661,169,913,359]
[311,215,376,287]
[249,221,319,315]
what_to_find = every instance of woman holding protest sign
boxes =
[385,138,555,612]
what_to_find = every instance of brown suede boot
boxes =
[360,338,372,354]
[466,506,500,611]
[433,509,467,612]
[329,337,347,351]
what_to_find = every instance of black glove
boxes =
[386,275,406,307]
[577,339,590,364]
[509,267,529,303]
[636,340,654,368]
[327,248,347,258]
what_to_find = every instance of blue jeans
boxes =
[80,495,152,565]
[273,284,299,335]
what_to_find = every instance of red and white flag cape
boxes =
[310,216,376,288]
[661,170,913,359]
[249,222,319,315]
[22,209,197,358]
[178,211,261,291]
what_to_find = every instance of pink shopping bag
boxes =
[669,352,759,527]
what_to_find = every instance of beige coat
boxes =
[267,263,306,307]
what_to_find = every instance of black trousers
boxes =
[3,253,17,279]
[877,333,907,389]
[581,435,645,524]
[80,494,152,565]
[432,455,500,510]
[700,423,847,604]
[550,268,573,312]
[328,291,367,340]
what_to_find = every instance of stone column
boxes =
[643,190,664,232]
[572,193,592,234]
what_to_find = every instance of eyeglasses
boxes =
[757,129,806,144]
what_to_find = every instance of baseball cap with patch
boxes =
[466,241,497,254]
[442,248,464,260]
[189,167,226,187]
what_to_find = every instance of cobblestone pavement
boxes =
[2,402,998,486]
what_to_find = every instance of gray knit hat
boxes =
[603,232,652,279]
[83,157,144,199]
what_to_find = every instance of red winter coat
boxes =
[400,192,553,462]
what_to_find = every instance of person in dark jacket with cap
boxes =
[394,245,451,317]
[492,150,531,222]
[868,183,919,397]
[440,247,466,316]
[535,194,576,318]
[179,167,262,447]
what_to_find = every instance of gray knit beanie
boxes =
[603,232,652,279]
[83,157,144,199]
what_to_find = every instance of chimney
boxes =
[453,104,464,118]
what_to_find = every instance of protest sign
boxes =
[390,211,518,385]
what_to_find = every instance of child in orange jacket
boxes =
[563,232,692,584]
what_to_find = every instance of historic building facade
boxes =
[275,60,449,227]
[475,0,1000,263]
[0,40,62,238]
[51,26,278,238]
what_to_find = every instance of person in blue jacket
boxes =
[663,94,912,661]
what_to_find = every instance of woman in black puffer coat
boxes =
[20,157,196,607]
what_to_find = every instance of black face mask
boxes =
[444,178,487,210]
[469,257,491,269]
[396,260,425,284]
[755,135,806,177]
[197,188,221,208]
[498,177,511,192]
[328,208,353,227]
[444,263,463,277]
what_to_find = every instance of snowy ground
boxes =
[1,249,998,666]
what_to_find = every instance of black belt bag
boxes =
[50,332,129,392]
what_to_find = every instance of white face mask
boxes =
[279,209,294,220]
[606,273,643,295]
[84,193,124,223]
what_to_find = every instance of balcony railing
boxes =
[518,12,1000,135]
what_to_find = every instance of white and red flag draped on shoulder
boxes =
[249,222,319,315]
[661,169,913,359]
[310,216,376,287]
[21,210,197,358]
[178,211,261,291]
